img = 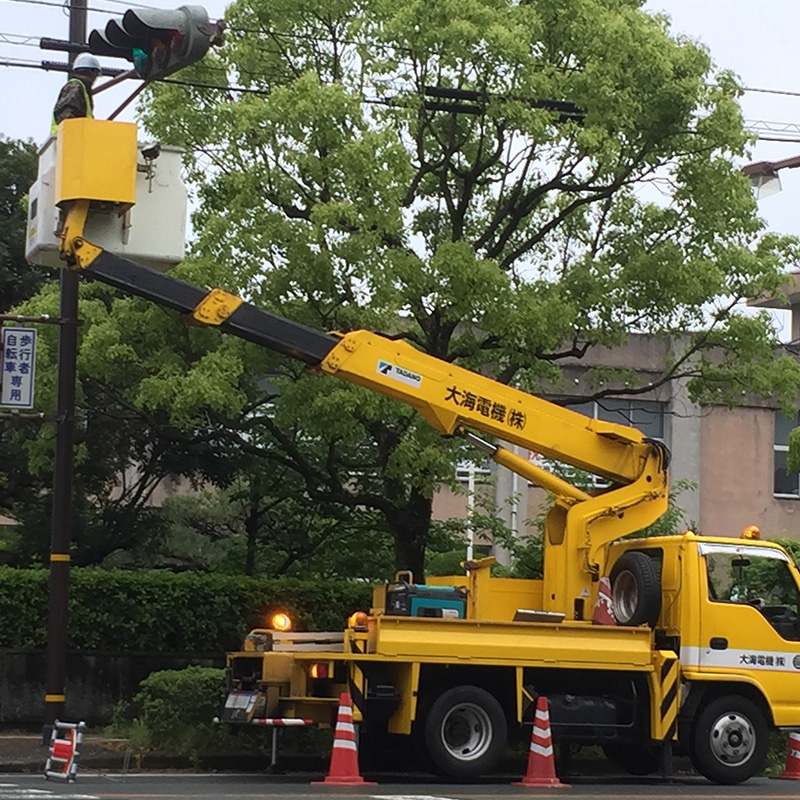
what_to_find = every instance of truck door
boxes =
[695,542,800,722]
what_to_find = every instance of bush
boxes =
[0,567,372,651]
[109,667,252,765]
[109,666,335,766]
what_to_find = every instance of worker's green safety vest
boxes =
[50,78,93,135]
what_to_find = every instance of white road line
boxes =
[0,787,98,799]
[371,795,460,800]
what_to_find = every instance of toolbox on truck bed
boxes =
[385,582,467,618]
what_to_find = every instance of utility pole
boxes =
[43,0,85,740]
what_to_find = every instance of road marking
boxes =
[372,796,460,800]
[0,787,99,800]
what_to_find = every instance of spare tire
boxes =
[609,551,661,627]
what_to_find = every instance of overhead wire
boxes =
[0,32,40,45]
[0,0,122,14]
[4,10,800,129]
[0,56,45,68]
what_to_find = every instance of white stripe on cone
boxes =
[334,740,358,751]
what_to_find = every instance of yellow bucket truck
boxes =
[38,118,800,785]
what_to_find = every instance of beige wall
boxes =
[700,406,800,541]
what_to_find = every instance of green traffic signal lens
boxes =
[132,46,149,77]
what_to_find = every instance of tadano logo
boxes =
[377,360,423,388]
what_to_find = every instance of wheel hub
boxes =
[441,702,492,762]
[709,712,755,766]
[612,570,639,624]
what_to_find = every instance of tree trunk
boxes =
[386,487,432,581]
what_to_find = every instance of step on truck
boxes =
[34,117,800,785]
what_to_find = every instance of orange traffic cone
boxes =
[312,693,376,786]
[592,577,616,625]
[512,696,569,788]
[774,732,800,779]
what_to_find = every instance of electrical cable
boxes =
[0,0,121,14]
[4,14,800,114]
[742,86,800,100]
[0,32,40,45]
[5,55,800,142]
[0,56,44,68]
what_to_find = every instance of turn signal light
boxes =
[310,663,329,679]
[271,612,292,631]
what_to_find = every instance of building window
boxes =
[774,411,800,498]
[456,460,492,487]
[568,398,665,441]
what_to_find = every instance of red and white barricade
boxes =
[44,719,86,782]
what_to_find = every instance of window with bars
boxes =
[774,411,800,498]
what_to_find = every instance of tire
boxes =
[422,685,507,779]
[691,695,770,784]
[603,742,661,776]
[610,551,661,627]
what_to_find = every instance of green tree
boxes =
[0,136,49,312]
[12,0,800,576]
[136,0,800,576]
[0,136,52,552]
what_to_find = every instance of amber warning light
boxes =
[348,611,369,630]
[271,612,292,631]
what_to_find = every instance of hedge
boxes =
[0,567,372,652]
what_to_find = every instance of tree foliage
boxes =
[6,0,800,575]
[0,136,49,313]
[135,0,800,575]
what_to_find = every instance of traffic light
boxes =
[88,5,222,81]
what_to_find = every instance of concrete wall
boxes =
[0,650,223,726]
[666,374,701,528]
[700,406,800,540]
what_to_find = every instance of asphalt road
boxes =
[5,774,800,800]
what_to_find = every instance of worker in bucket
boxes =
[51,53,101,134]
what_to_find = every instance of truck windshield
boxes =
[702,547,800,641]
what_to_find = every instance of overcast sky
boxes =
[2,0,799,330]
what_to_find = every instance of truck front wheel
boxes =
[423,686,507,779]
[691,695,770,784]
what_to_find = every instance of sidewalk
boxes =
[0,733,315,775]
[0,733,135,775]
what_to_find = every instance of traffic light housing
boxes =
[88,5,222,80]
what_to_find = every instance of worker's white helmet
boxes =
[73,52,101,72]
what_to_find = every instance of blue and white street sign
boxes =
[1,327,37,409]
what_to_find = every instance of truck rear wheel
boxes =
[691,695,769,784]
[423,686,507,779]
[610,551,661,626]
